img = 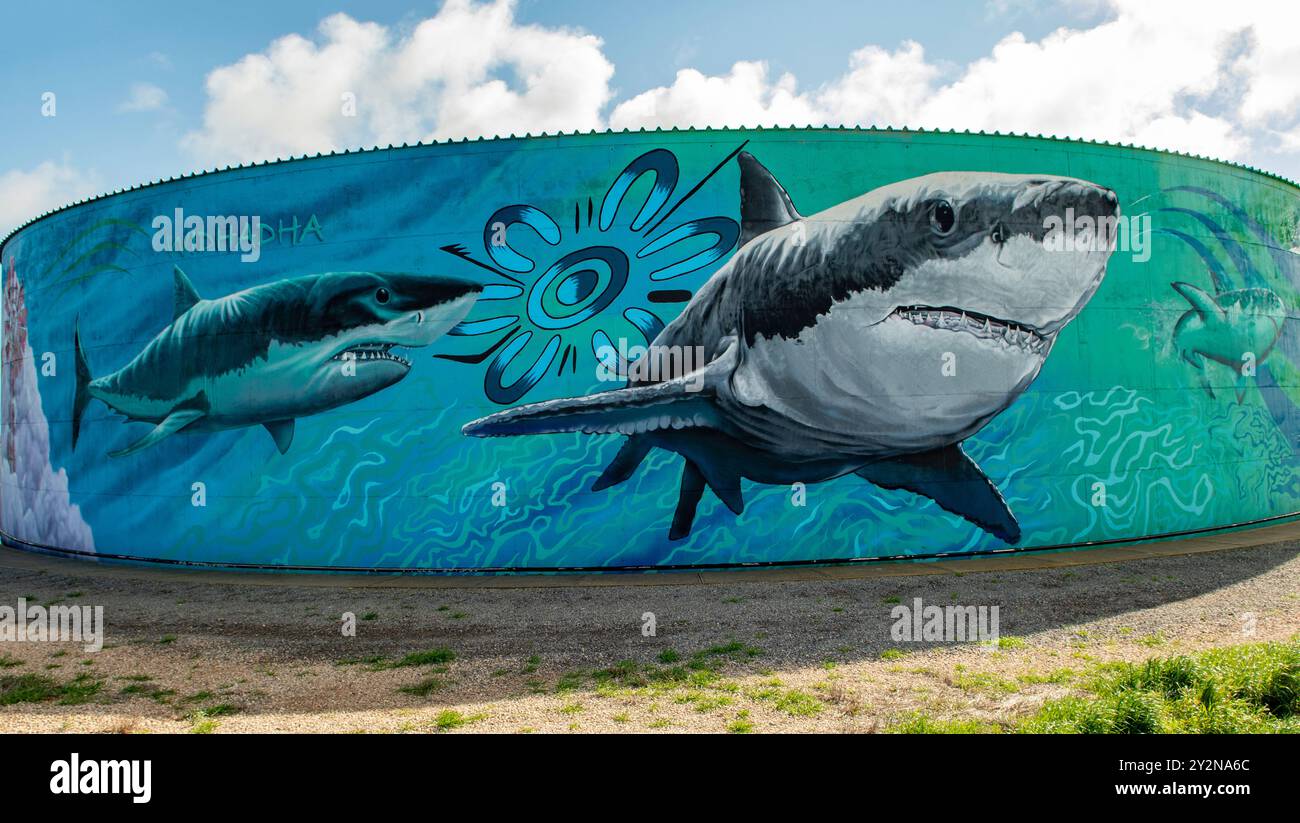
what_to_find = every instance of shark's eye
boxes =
[375,287,390,304]
[930,200,956,236]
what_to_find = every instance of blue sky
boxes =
[2,1,1297,234]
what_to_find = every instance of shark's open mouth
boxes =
[330,343,411,367]
[893,306,1048,354]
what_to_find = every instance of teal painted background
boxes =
[2,128,1299,571]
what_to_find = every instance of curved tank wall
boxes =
[2,128,1299,572]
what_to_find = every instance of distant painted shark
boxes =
[463,152,1119,543]
[1171,280,1284,402]
[73,266,480,457]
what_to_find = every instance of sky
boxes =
[2,0,1298,235]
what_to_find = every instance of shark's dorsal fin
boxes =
[856,445,1021,544]
[738,151,802,246]
[173,266,202,320]
[1172,281,1220,321]
[264,419,295,454]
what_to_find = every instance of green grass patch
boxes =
[1,673,103,706]
[1022,641,1300,734]
[398,677,445,697]
[774,689,824,717]
[393,648,456,668]
[886,712,1003,734]
[433,710,483,731]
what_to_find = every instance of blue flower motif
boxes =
[440,147,741,404]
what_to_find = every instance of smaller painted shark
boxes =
[73,266,480,457]
[1172,281,1285,402]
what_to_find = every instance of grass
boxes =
[188,711,220,734]
[0,654,23,668]
[201,703,241,717]
[727,710,755,733]
[341,648,457,671]
[889,641,1300,734]
[773,689,824,717]
[393,648,456,668]
[433,710,484,731]
[398,677,445,697]
[887,712,1003,734]
[1021,641,1300,734]
[1,673,103,706]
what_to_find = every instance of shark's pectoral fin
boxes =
[592,436,653,491]
[1180,348,1204,369]
[173,266,203,320]
[109,408,206,458]
[692,456,744,515]
[738,151,803,246]
[462,373,722,438]
[856,445,1021,544]
[264,419,295,454]
[669,461,708,541]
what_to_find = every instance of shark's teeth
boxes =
[894,306,1048,354]
[331,343,411,367]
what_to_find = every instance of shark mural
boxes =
[2,128,1298,572]
[463,152,1119,543]
[73,267,480,457]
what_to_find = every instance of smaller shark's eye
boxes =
[375,287,390,304]
[930,200,956,236]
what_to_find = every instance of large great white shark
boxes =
[463,152,1118,544]
[74,267,480,457]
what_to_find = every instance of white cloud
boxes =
[0,161,103,236]
[182,0,613,166]
[166,0,1300,172]
[117,82,169,113]
[610,62,820,131]
[612,0,1300,163]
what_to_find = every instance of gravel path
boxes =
[1,538,1297,733]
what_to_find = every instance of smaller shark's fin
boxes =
[72,319,93,451]
[592,436,653,491]
[856,445,1021,544]
[738,151,803,246]
[173,266,203,320]
[1172,281,1221,321]
[109,407,206,458]
[264,419,295,454]
[1198,370,1217,399]
[669,461,708,540]
[462,373,721,438]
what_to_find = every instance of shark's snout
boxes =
[1009,178,1120,241]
